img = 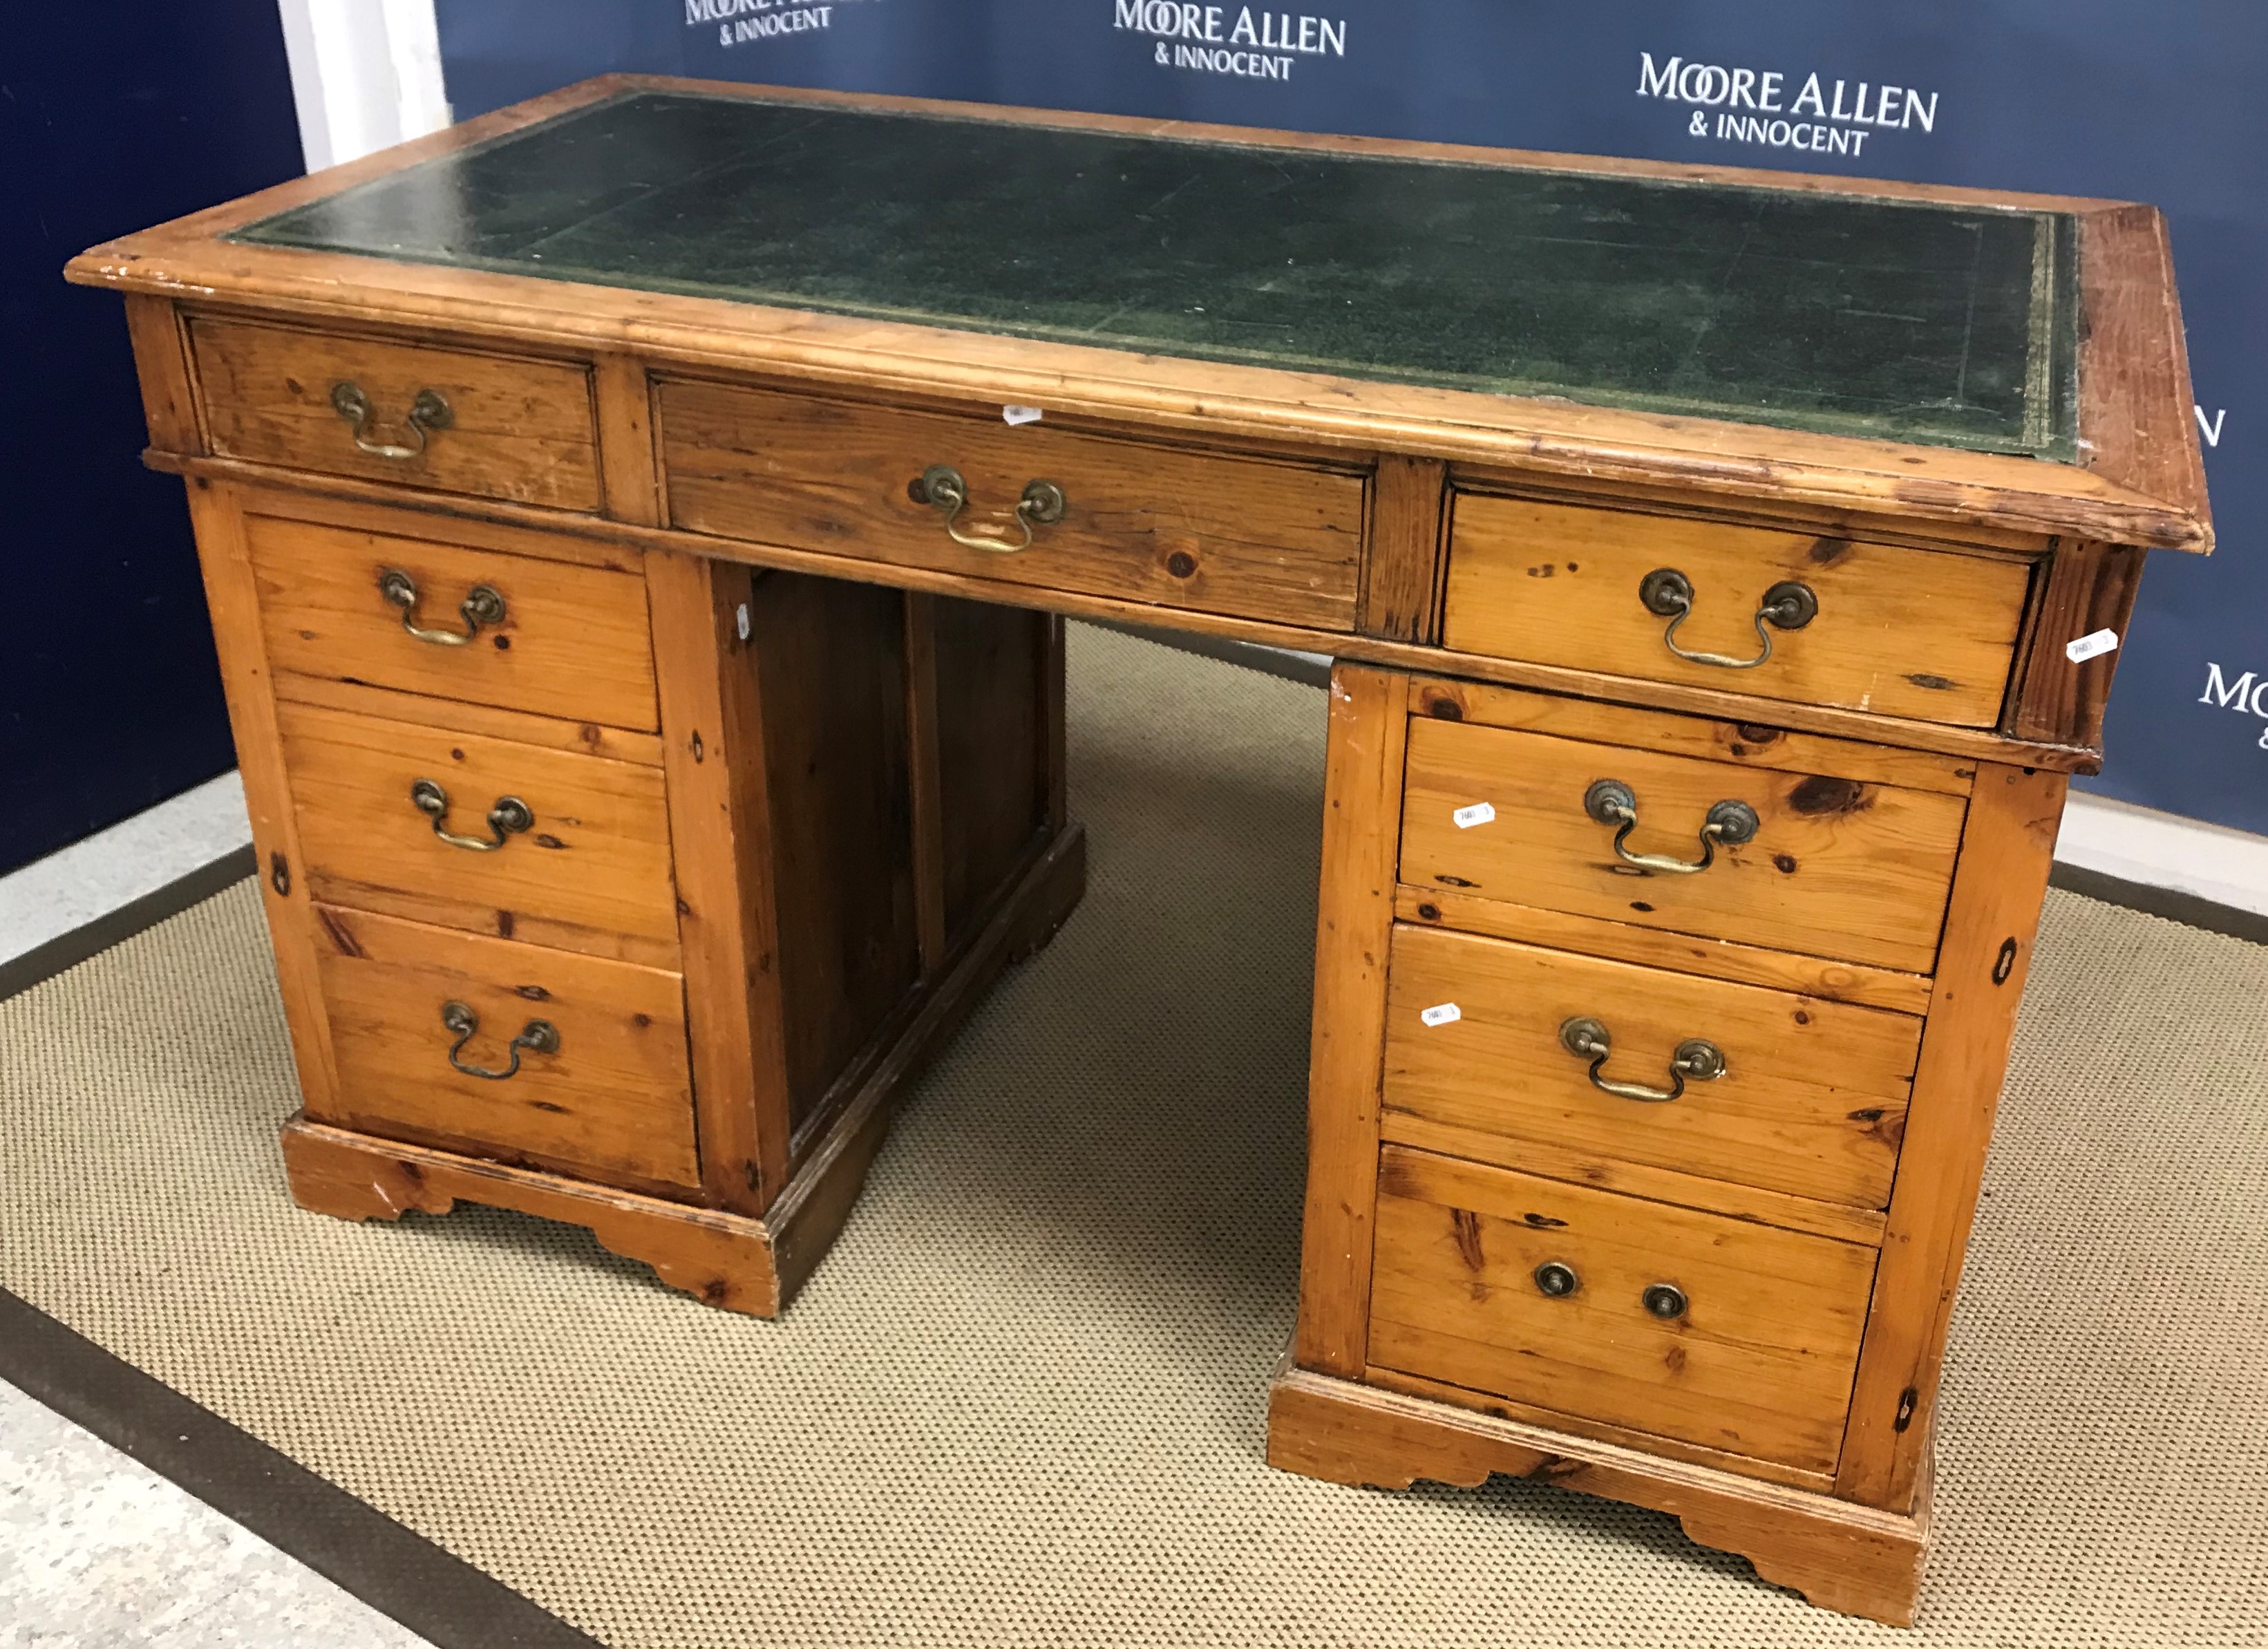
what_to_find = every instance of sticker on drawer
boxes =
[1451,802,1495,829]
[1419,1002,1462,1028]
[2066,628,2120,663]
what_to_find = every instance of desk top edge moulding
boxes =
[70,75,2210,1630]
[70,77,2209,558]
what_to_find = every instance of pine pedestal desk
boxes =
[71,77,2211,1626]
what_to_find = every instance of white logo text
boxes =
[1637,52,1940,158]
[1117,3,1348,82]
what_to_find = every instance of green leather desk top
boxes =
[236,89,2080,461]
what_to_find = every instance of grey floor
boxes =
[0,1379,430,1648]
[0,774,250,972]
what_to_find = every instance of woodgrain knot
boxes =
[1786,775,1871,816]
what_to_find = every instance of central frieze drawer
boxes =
[1443,495,2034,726]
[1401,712,1968,973]
[658,381,1365,631]
[1367,1145,1879,1476]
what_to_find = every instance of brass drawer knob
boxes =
[440,1001,558,1081]
[1559,1016,1726,1104]
[1643,1283,1690,1321]
[1583,780,1757,875]
[378,567,507,646]
[1639,567,1817,670]
[331,380,453,460]
[911,464,1066,553]
[410,778,532,851]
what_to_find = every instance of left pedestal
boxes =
[189,479,1084,1316]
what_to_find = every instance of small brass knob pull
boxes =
[1639,567,1817,670]
[911,464,1066,553]
[1583,780,1758,875]
[410,778,533,851]
[378,568,507,646]
[1643,1283,1690,1321]
[1559,1017,1726,1104]
[1533,1261,1580,1298]
[440,1001,558,1081]
[332,381,453,460]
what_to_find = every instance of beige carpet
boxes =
[3,623,2265,1647]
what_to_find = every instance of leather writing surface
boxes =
[236,90,2077,460]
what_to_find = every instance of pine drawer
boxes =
[1399,692,1971,974]
[657,380,1365,631]
[245,509,659,732]
[190,317,601,510]
[310,906,699,1195]
[1367,1144,1880,1476]
[275,699,679,969]
[1442,495,2033,726]
[1382,923,1918,1209]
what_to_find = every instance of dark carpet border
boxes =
[0,844,258,1005]
[2043,860,2268,946]
[0,1288,603,1649]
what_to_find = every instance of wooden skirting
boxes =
[1265,1357,1931,1627]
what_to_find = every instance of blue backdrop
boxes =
[436,0,2262,833]
[3,0,304,875]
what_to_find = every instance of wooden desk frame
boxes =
[72,77,2210,1628]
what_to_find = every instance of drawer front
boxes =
[277,701,679,967]
[659,381,1365,631]
[1368,1145,1878,1474]
[312,906,699,1193]
[1401,714,1967,973]
[191,317,601,510]
[247,511,659,731]
[1384,924,1918,1208]
[1443,496,2033,726]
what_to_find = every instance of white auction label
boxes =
[1002,405,1043,425]
[1419,1003,1462,1028]
[1452,801,1496,829]
[2065,628,2120,663]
